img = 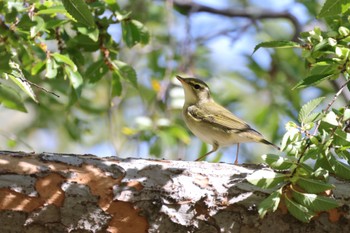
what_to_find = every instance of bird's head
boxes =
[176,75,212,105]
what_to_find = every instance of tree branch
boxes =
[0,151,349,231]
[173,0,301,41]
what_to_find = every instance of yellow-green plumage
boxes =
[176,75,279,163]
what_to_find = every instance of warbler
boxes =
[176,75,280,164]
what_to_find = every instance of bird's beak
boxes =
[176,75,185,84]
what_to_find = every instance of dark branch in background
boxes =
[173,0,301,42]
[96,22,114,71]
[173,1,350,103]
[55,27,65,53]
[0,19,19,42]
[178,13,193,73]
[196,22,253,45]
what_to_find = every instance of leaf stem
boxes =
[312,79,350,135]
[290,140,311,177]
[27,80,60,98]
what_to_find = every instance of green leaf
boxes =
[298,163,315,176]
[62,0,95,27]
[115,11,132,22]
[339,26,350,37]
[45,19,70,29]
[158,130,176,146]
[30,16,45,38]
[285,195,315,223]
[291,187,338,212]
[0,85,27,112]
[246,170,288,189]
[315,152,334,173]
[64,66,83,95]
[77,26,99,42]
[337,150,350,164]
[150,140,162,157]
[198,143,208,159]
[309,61,339,76]
[52,53,77,71]
[280,125,301,152]
[64,116,81,140]
[261,154,294,170]
[31,61,46,75]
[258,188,282,218]
[296,177,335,194]
[68,34,99,52]
[37,6,67,15]
[325,153,350,180]
[322,111,338,126]
[112,60,137,88]
[104,0,120,11]
[293,73,337,89]
[334,129,350,147]
[312,39,329,52]
[68,87,79,106]
[112,71,122,97]
[0,53,11,73]
[7,138,17,148]
[318,0,350,18]
[16,14,36,31]
[86,60,108,83]
[7,73,38,103]
[312,167,330,180]
[298,97,325,124]
[253,41,300,54]
[8,62,38,103]
[121,19,150,48]
[211,151,224,163]
[301,147,321,162]
[341,2,350,14]
[300,114,320,129]
[343,109,350,121]
[45,58,58,79]
[166,125,191,144]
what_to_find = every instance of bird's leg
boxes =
[234,143,240,165]
[195,142,219,161]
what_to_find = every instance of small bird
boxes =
[176,75,280,164]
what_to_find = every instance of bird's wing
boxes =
[187,102,263,137]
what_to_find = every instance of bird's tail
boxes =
[260,139,280,150]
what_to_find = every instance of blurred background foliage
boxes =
[0,0,346,162]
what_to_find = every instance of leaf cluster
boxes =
[0,0,151,143]
[248,0,350,222]
[1,0,150,109]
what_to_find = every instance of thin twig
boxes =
[196,20,253,45]
[25,79,60,98]
[290,141,311,177]
[313,79,350,135]
[10,61,60,98]
[330,78,350,102]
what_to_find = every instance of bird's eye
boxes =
[194,84,201,90]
